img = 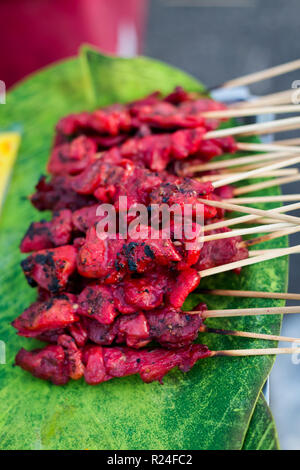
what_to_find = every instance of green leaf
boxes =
[0,49,286,450]
[242,393,280,450]
[80,44,206,107]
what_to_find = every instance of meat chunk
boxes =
[48,136,97,175]
[77,284,118,325]
[20,210,73,253]
[21,245,77,292]
[77,226,182,282]
[12,294,78,336]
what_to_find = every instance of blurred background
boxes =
[1,0,300,449]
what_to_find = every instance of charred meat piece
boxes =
[77,225,182,281]
[48,136,97,175]
[146,308,203,349]
[83,343,211,385]
[77,284,118,325]
[21,245,77,292]
[72,204,104,233]
[15,344,70,385]
[116,312,151,349]
[20,209,73,253]
[149,178,217,220]
[194,226,249,273]
[56,104,132,137]
[15,334,84,385]
[12,294,78,336]
[31,175,95,212]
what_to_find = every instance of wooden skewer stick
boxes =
[203,201,300,232]
[230,90,294,109]
[248,247,300,256]
[211,154,300,189]
[227,195,300,204]
[210,348,299,357]
[189,305,300,318]
[202,222,293,243]
[243,122,300,137]
[201,104,300,119]
[236,142,300,153]
[204,117,300,140]
[227,160,295,172]
[198,169,299,182]
[202,325,300,344]
[234,174,300,196]
[199,288,300,301]
[199,244,300,278]
[197,198,300,225]
[216,58,300,89]
[242,225,300,248]
[275,137,300,146]
[185,150,294,173]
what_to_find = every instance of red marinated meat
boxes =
[48,136,97,175]
[163,87,191,105]
[77,284,118,325]
[194,226,249,272]
[83,344,211,385]
[21,245,77,292]
[20,209,73,253]
[12,294,78,336]
[77,225,182,281]
[168,268,201,308]
[56,105,132,137]
[15,334,84,384]
[146,308,203,348]
[72,204,104,233]
[31,175,95,212]
[149,178,217,220]
[15,344,70,385]
[117,312,150,348]
[14,88,245,386]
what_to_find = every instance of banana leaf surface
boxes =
[0,48,287,450]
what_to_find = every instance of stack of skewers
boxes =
[14,59,300,386]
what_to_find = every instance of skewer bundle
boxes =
[14,59,300,386]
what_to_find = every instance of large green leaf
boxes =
[0,50,286,450]
[242,393,280,450]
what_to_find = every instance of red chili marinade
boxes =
[15,88,247,385]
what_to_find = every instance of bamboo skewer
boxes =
[198,198,300,225]
[185,150,295,173]
[203,202,300,232]
[248,247,300,256]
[248,248,300,256]
[276,137,300,146]
[227,195,300,204]
[234,174,300,196]
[236,142,300,153]
[216,58,300,89]
[202,104,300,119]
[243,122,300,137]
[198,169,299,182]
[202,222,293,243]
[199,244,300,278]
[230,90,294,109]
[204,117,300,140]
[211,154,300,188]
[199,288,300,301]
[202,326,300,344]
[243,225,300,248]
[210,348,299,357]
[190,305,300,318]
